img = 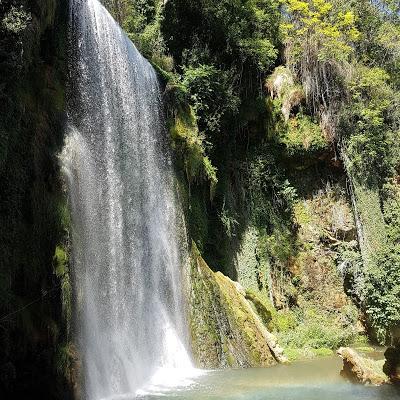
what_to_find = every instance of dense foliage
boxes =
[101,0,400,345]
[1,0,399,394]
[280,0,400,342]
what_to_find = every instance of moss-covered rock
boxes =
[53,244,72,338]
[168,91,217,198]
[55,341,81,398]
[189,243,283,368]
[0,0,72,397]
[245,289,275,328]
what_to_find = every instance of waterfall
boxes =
[61,0,193,398]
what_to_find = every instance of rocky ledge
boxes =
[337,347,389,386]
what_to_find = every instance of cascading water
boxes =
[61,0,194,398]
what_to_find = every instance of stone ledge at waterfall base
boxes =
[189,243,288,369]
[337,347,389,386]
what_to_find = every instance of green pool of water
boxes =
[137,356,400,399]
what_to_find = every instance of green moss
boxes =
[203,156,218,197]
[55,341,79,386]
[169,105,217,195]
[226,352,236,367]
[57,197,71,233]
[284,347,334,361]
[284,347,303,361]
[54,246,68,277]
[245,289,275,326]
[53,245,72,338]
[313,348,334,357]
[187,194,209,253]
[293,201,312,225]
[272,310,298,333]
[189,243,277,368]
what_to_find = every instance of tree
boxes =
[279,0,360,139]
[281,0,359,62]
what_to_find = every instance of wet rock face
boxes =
[337,347,388,386]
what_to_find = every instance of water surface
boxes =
[137,357,400,400]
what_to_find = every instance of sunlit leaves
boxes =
[280,0,360,61]
[2,5,31,34]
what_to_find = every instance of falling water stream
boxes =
[61,0,194,398]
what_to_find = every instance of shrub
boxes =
[182,65,240,136]
[276,306,359,350]
[281,114,329,156]
[362,245,400,343]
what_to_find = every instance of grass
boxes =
[284,347,334,361]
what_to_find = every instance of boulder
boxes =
[337,347,389,386]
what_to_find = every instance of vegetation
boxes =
[1,0,400,395]
[280,0,400,344]
[0,0,73,397]
[107,0,400,350]
[363,246,400,342]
